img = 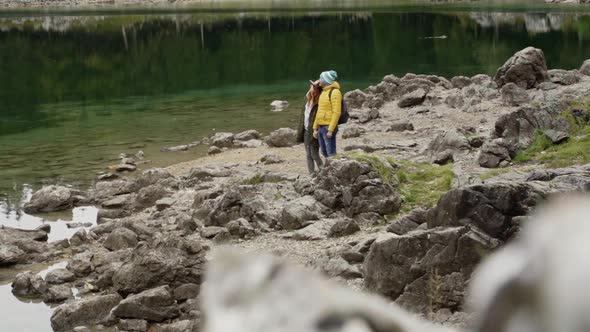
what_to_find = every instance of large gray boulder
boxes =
[103,227,138,251]
[426,182,543,240]
[11,271,48,297]
[492,101,571,152]
[312,159,402,216]
[0,227,49,266]
[580,59,590,76]
[234,129,261,141]
[45,268,76,285]
[210,132,235,148]
[343,89,368,109]
[112,285,180,322]
[398,88,426,108]
[427,129,470,154]
[478,139,514,168]
[23,185,81,214]
[50,293,122,331]
[267,128,297,147]
[112,235,205,295]
[278,196,324,230]
[494,47,549,89]
[364,228,500,313]
[500,82,529,106]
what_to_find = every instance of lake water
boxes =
[1,5,590,207]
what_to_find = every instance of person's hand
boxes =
[313,130,318,139]
[327,131,333,139]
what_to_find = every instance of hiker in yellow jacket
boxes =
[312,70,341,157]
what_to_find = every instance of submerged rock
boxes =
[270,100,289,112]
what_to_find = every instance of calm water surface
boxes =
[1,8,590,206]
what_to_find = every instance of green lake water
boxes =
[1,2,590,209]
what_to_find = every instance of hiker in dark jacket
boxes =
[296,82,323,175]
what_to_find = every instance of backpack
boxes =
[329,88,349,125]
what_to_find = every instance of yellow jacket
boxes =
[312,82,342,133]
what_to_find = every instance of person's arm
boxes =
[328,89,342,134]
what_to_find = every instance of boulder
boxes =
[234,129,261,141]
[208,146,222,155]
[112,235,205,295]
[45,268,76,285]
[492,101,571,152]
[313,159,402,216]
[387,121,414,132]
[201,226,229,239]
[267,128,297,147]
[278,195,324,230]
[343,89,368,109]
[135,184,170,209]
[260,154,283,165]
[451,76,472,89]
[427,129,470,154]
[478,139,513,168]
[67,253,94,277]
[23,185,80,214]
[118,319,148,332]
[11,271,47,297]
[500,82,530,106]
[317,255,363,279]
[112,285,180,322]
[433,149,454,165]
[292,219,337,241]
[387,208,427,235]
[341,126,366,139]
[50,293,123,331]
[173,283,200,301]
[543,129,569,144]
[426,182,543,240]
[358,108,380,123]
[116,164,137,172]
[444,92,465,109]
[226,218,256,239]
[328,218,360,237]
[580,59,590,76]
[548,69,581,85]
[397,88,426,108]
[494,47,549,89]
[270,100,289,112]
[210,132,235,148]
[0,244,25,265]
[155,197,175,211]
[43,285,73,303]
[155,320,199,332]
[104,228,138,251]
[364,228,499,313]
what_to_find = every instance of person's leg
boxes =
[311,143,323,172]
[318,126,328,158]
[303,131,315,174]
[326,128,337,157]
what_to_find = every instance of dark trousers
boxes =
[304,129,323,174]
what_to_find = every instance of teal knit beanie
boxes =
[320,70,338,85]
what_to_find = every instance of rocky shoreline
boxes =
[2,46,590,332]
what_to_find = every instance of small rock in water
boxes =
[270,100,289,112]
[129,143,146,149]
[36,224,51,233]
[135,150,145,159]
[118,153,127,159]
[66,222,93,229]
[121,157,136,165]
[97,173,119,181]
[115,164,137,172]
